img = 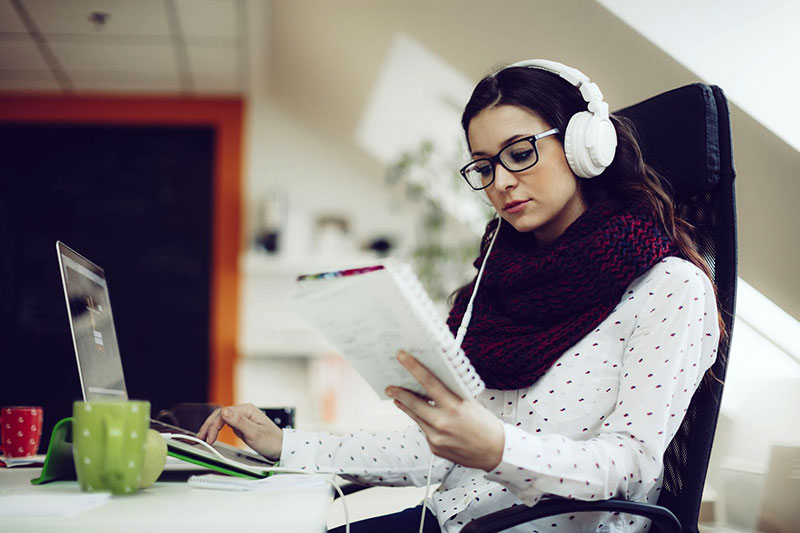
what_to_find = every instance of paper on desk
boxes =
[189,473,330,492]
[163,455,214,471]
[0,493,111,517]
[0,454,46,467]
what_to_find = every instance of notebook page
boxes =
[293,269,474,399]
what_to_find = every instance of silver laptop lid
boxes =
[56,241,128,401]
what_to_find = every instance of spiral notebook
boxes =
[292,259,484,400]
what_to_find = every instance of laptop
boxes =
[56,241,273,478]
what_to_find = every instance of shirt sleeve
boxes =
[279,424,455,487]
[484,261,720,506]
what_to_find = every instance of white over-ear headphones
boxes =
[506,59,617,178]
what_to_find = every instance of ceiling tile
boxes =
[69,68,179,83]
[175,0,238,39]
[49,41,178,73]
[0,68,56,81]
[70,75,182,93]
[43,33,172,46]
[69,67,181,92]
[187,45,240,93]
[192,76,239,94]
[0,39,51,70]
[0,77,61,91]
[0,66,60,91]
[0,1,28,32]
[22,0,171,37]
[186,44,237,76]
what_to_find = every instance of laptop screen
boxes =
[56,241,128,401]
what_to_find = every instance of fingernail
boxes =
[397,352,407,362]
[222,408,232,418]
[385,388,394,398]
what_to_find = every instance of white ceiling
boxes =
[0,0,247,94]
[597,0,800,153]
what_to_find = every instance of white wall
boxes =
[703,309,800,526]
[236,1,476,430]
[243,97,429,260]
[241,0,429,263]
[236,92,484,431]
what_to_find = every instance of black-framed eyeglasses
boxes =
[459,127,560,190]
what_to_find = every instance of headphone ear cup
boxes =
[586,115,617,170]
[565,111,615,178]
[564,111,596,178]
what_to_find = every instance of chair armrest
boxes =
[460,498,681,533]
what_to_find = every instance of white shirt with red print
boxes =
[279,256,720,532]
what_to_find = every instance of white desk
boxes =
[0,467,332,532]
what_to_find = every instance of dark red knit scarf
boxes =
[447,200,679,390]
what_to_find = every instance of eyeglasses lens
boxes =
[463,161,494,190]
[462,139,538,190]
[500,139,537,171]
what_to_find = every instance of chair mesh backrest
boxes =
[616,84,737,533]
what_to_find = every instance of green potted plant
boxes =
[386,139,492,304]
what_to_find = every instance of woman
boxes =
[198,60,721,532]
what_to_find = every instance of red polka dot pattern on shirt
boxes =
[279,258,719,533]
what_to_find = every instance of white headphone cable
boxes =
[454,216,501,347]
[419,216,501,533]
[417,454,435,533]
[161,434,350,533]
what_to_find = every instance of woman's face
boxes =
[467,105,587,245]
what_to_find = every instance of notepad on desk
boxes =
[292,259,484,400]
[189,473,329,492]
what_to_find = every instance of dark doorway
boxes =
[0,123,214,448]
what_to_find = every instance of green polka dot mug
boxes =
[72,400,150,495]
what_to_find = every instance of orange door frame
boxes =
[0,94,243,423]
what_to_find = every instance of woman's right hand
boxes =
[197,403,283,461]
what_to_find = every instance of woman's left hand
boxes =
[386,351,505,472]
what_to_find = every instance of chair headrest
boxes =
[615,83,721,198]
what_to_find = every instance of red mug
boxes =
[1,406,44,458]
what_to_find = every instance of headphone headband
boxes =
[507,59,608,119]
[508,59,588,87]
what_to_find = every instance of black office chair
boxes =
[335,83,737,533]
[461,84,738,532]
